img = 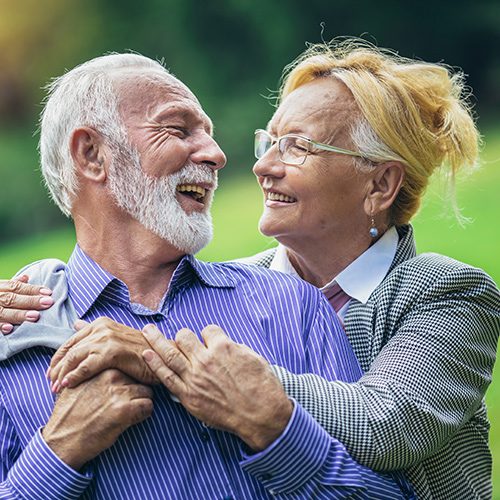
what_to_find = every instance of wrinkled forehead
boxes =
[112,67,213,131]
[268,77,360,137]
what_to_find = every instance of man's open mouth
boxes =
[176,184,207,202]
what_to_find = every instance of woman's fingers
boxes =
[0,278,53,333]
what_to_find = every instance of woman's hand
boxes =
[48,317,160,392]
[0,275,54,334]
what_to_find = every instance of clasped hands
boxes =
[47,317,293,453]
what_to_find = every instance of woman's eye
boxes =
[289,142,308,153]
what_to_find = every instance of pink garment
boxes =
[323,282,350,313]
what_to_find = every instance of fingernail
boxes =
[61,378,69,388]
[1,324,13,334]
[40,288,52,296]
[40,297,54,307]
[26,311,40,321]
[142,350,154,362]
[46,366,51,378]
[51,380,59,393]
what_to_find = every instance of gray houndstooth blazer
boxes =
[244,224,500,500]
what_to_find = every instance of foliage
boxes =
[1,147,500,496]
[1,3,500,495]
[2,0,500,241]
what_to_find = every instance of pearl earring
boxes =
[369,212,379,238]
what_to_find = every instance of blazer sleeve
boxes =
[272,260,500,472]
[0,260,77,361]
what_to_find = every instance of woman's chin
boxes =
[258,218,280,238]
[258,217,294,240]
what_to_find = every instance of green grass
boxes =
[0,129,499,496]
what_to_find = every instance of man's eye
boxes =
[163,126,187,137]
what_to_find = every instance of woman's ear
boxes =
[70,127,108,183]
[364,161,404,215]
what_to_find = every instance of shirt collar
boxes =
[329,226,398,303]
[67,245,236,317]
[67,245,116,317]
[269,226,399,304]
[269,244,301,278]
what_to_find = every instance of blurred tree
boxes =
[1,0,499,242]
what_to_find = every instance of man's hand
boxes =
[43,369,154,471]
[142,324,294,452]
[0,276,54,334]
[49,317,160,392]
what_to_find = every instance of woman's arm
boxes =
[273,263,500,472]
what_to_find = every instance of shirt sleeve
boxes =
[241,286,415,499]
[0,427,92,500]
[272,263,500,472]
[240,400,415,499]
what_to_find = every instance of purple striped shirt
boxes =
[0,245,415,499]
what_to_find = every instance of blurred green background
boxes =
[1,0,499,496]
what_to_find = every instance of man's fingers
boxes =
[142,324,190,373]
[200,324,230,347]
[73,319,90,331]
[128,397,155,425]
[142,349,184,396]
[175,328,208,359]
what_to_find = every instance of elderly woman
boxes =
[1,40,500,499]
[240,41,500,499]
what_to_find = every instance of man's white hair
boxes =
[39,53,170,216]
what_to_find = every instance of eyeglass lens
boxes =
[254,132,272,159]
[255,131,311,165]
[279,136,310,164]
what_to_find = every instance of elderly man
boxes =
[0,54,414,499]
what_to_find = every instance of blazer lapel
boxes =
[344,224,417,371]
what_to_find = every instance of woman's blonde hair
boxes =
[279,39,480,225]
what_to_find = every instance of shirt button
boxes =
[152,314,163,323]
[262,473,273,480]
[200,431,210,442]
[223,496,233,500]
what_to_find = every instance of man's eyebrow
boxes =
[153,107,214,135]
[206,119,214,136]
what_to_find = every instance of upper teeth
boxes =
[177,184,206,200]
[268,192,296,203]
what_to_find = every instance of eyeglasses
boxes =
[254,129,368,166]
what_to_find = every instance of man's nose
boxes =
[191,135,226,172]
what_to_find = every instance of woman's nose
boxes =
[252,148,286,178]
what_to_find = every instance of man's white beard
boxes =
[107,145,217,255]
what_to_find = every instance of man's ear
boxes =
[364,161,405,215]
[70,127,108,183]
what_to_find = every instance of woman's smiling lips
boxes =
[265,189,298,205]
